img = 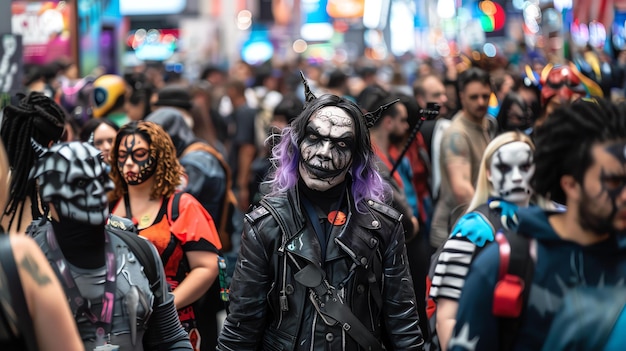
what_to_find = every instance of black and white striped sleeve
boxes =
[429,236,477,301]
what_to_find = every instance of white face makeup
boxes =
[488,141,535,206]
[298,106,355,191]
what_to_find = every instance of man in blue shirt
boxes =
[449,98,626,351]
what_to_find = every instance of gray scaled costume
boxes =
[27,141,192,351]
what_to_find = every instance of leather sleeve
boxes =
[382,219,425,350]
[217,218,272,351]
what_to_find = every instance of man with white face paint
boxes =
[218,83,425,350]
[298,106,355,191]
[428,132,536,351]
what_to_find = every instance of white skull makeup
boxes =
[488,141,535,206]
[299,106,355,191]
[30,141,114,225]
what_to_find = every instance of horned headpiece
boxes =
[299,71,399,128]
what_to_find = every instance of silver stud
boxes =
[368,200,374,206]
[372,220,379,227]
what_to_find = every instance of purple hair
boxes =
[267,94,388,210]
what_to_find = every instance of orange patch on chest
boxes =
[328,210,347,225]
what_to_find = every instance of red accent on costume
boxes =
[328,210,347,225]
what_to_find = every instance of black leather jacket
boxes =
[217,187,424,350]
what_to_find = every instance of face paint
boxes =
[488,141,534,206]
[31,142,114,225]
[580,142,626,234]
[299,106,355,191]
[117,134,156,185]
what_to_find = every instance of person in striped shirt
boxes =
[429,131,536,350]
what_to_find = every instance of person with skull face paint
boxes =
[217,85,424,350]
[447,98,626,351]
[109,121,222,351]
[26,140,193,350]
[429,131,536,350]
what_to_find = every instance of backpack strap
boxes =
[0,236,38,351]
[160,192,184,267]
[106,225,164,300]
[167,192,184,223]
[493,230,534,350]
[469,203,505,259]
[472,203,502,232]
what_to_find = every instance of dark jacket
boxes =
[450,206,626,351]
[217,186,424,351]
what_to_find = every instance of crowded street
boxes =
[0,0,626,350]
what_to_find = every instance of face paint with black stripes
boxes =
[117,133,156,185]
[578,142,626,234]
[299,106,355,191]
[30,141,114,225]
[488,141,534,205]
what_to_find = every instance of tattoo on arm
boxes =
[447,132,469,158]
[20,254,51,286]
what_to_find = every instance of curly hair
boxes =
[0,92,66,230]
[109,121,182,201]
[533,98,626,204]
[268,94,388,209]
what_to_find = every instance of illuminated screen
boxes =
[120,0,186,15]
[11,1,72,64]
[126,28,179,61]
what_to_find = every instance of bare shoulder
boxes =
[9,234,41,254]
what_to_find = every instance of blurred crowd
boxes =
[1,42,626,350]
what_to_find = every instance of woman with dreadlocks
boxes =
[0,92,66,234]
[217,78,424,350]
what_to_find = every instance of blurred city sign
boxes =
[127,28,178,61]
[301,0,333,42]
[120,0,186,15]
[241,25,274,65]
[475,0,506,32]
[363,0,389,29]
[327,0,365,18]
[11,1,71,65]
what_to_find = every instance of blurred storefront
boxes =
[5,0,624,78]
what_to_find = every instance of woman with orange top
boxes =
[109,120,221,351]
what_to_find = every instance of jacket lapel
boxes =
[331,205,381,266]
